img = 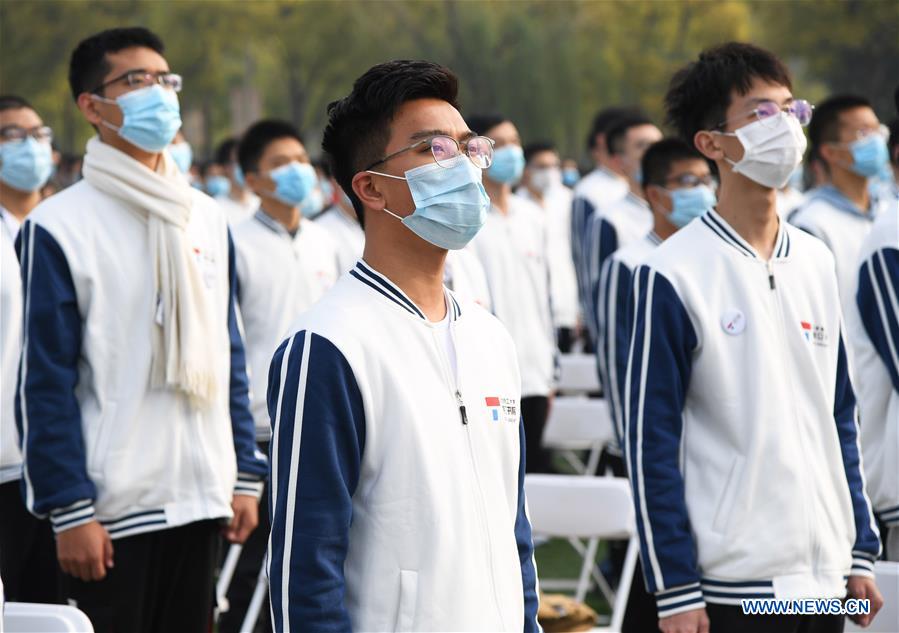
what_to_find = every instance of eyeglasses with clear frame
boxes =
[715,99,814,131]
[664,173,717,189]
[0,125,53,145]
[91,70,183,95]
[365,134,495,171]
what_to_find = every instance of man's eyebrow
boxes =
[745,96,795,105]
[408,129,477,142]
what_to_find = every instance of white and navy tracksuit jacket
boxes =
[266,260,539,632]
[1,209,22,485]
[788,185,884,312]
[583,193,652,348]
[571,168,628,331]
[597,231,662,452]
[234,210,340,439]
[847,202,899,528]
[16,180,266,538]
[625,209,880,618]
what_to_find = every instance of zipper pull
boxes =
[766,260,776,290]
[456,391,468,425]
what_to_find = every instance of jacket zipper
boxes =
[766,259,819,575]
[431,321,506,629]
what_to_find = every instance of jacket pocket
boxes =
[711,456,744,536]
[393,569,418,632]
[87,401,117,476]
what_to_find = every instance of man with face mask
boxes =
[583,113,662,353]
[268,60,539,631]
[517,141,579,352]
[16,27,266,630]
[626,43,883,633]
[466,113,557,475]
[223,118,340,633]
[0,95,61,605]
[789,95,892,315]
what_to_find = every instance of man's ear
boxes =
[694,130,725,161]
[352,171,384,213]
[77,93,104,127]
[818,142,840,166]
[645,184,668,213]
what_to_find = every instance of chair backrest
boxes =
[3,602,94,632]
[557,354,601,394]
[541,396,614,449]
[525,474,635,539]
[845,561,899,633]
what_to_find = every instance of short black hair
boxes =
[606,113,655,155]
[641,138,707,189]
[213,138,239,166]
[888,118,899,167]
[587,106,642,150]
[523,141,557,164]
[808,94,873,162]
[322,60,460,224]
[0,95,34,113]
[237,119,304,175]
[466,113,507,137]
[68,27,165,102]
[665,42,792,144]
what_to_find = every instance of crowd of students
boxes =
[0,24,896,633]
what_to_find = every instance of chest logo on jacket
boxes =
[800,320,828,347]
[485,396,519,424]
[192,247,217,289]
[720,309,746,335]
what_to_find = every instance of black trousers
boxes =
[707,604,844,633]
[66,519,220,633]
[522,395,552,473]
[219,471,271,633]
[0,480,63,603]
[557,327,575,354]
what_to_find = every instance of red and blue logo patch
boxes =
[485,397,501,421]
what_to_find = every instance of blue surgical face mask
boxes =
[0,137,54,192]
[169,141,193,173]
[487,145,525,185]
[266,162,316,207]
[300,187,326,219]
[93,85,182,153]
[233,164,245,188]
[562,167,579,188]
[664,184,716,228]
[368,158,490,250]
[205,175,230,198]
[848,134,889,178]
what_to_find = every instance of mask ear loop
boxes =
[89,94,123,134]
[366,170,410,221]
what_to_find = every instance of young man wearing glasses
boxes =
[0,95,60,604]
[789,95,891,314]
[268,60,539,631]
[16,27,265,630]
[625,43,882,633]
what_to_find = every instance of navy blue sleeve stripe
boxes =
[514,417,540,632]
[227,231,267,480]
[857,248,899,390]
[267,330,366,632]
[832,332,881,560]
[16,222,96,517]
[625,266,700,594]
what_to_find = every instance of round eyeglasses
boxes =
[0,125,53,144]
[716,99,814,130]
[366,134,495,171]
[91,70,183,95]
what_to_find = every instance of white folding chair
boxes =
[541,396,615,475]
[526,474,639,632]
[216,543,269,633]
[845,561,899,633]
[557,353,601,395]
[3,603,94,632]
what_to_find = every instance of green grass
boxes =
[534,537,612,617]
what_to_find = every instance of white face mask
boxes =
[529,166,562,193]
[715,112,807,189]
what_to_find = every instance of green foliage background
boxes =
[1,0,897,163]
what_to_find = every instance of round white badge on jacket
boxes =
[721,309,746,335]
